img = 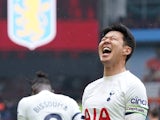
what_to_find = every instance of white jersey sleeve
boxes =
[66,97,82,120]
[125,81,148,117]
[17,98,27,120]
[125,113,146,120]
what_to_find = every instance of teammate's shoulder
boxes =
[57,93,75,100]
[18,96,32,107]
[56,94,79,105]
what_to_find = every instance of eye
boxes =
[101,37,107,42]
[111,37,117,41]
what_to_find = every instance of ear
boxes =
[122,46,132,55]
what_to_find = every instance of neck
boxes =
[103,61,126,76]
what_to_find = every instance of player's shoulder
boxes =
[18,95,34,103]
[127,71,144,85]
[125,71,146,90]
[17,95,34,109]
[56,94,80,108]
[84,77,103,92]
[56,93,77,103]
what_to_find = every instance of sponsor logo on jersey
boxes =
[8,0,56,50]
[130,96,147,106]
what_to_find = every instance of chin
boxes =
[100,56,110,61]
[101,59,110,63]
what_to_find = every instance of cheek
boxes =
[113,46,123,56]
[98,43,103,52]
[98,41,103,47]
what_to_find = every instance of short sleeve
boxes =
[17,98,27,120]
[125,82,148,117]
[68,97,82,120]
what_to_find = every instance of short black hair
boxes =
[100,23,136,62]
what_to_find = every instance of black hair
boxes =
[31,71,50,85]
[31,71,52,94]
[100,23,136,62]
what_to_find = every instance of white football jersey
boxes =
[17,90,82,120]
[82,71,148,120]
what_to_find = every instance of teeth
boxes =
[103,47,111,53]
[103,47,110,51]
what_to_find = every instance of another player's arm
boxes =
[67,97,83,120]
[17,115,26,120]
[17,99,27,120]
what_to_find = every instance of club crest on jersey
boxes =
[8,0,57,50]
[106,91,115,101]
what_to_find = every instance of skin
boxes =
[98,31,132,76]
[31,84,52,95]
[148,115,159,120]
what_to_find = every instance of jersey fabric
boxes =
[82,71,148,120]
[17,90,82,120]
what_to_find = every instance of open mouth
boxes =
[103,47,111,54]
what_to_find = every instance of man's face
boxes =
[98,31,130,66]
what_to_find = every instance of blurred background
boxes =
[0,0,160,119]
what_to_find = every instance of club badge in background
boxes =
[8,0,57,50]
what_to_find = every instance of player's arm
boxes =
[125,113,147,120]
[72,112,83,120]
[17,98,27,120]
[81,84,89,117]
[68,97,83,120]
[125,82,148,120]
[17,115,26,120]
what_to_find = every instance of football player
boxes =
[82,23,148,120]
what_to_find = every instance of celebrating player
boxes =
[82,23,148,120]
[17,71,82,120]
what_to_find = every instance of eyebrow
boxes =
[103,35,118,39]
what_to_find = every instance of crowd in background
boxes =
[119,15,160,28]
[0,0,98,20]
[1,0,160,28]
[57,0,98,20]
